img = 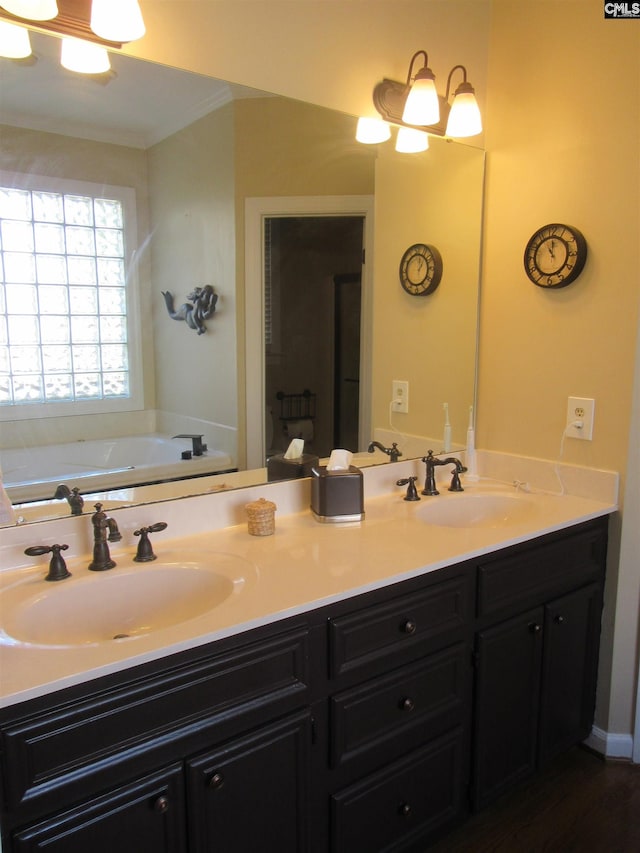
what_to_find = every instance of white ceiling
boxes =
[0,31,268,148]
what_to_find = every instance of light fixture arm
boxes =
[405,49,430,88]
[445,64,471,100]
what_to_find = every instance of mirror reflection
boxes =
[0,30,484,525]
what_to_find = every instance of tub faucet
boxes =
[368,441,402,463]
[421,450,467,496]
[53,484,84,516]
[88,502,122,571]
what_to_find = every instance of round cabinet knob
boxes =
[400,697,415,712]
[555,615,565,624]
[208,772,225,790]
[401,619,417,635]
[399,802,412,817]
[528,622,542,634]
[153,796,170,814]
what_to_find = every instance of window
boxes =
[0,174,142,420]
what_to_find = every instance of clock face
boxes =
[399,243,443,295]
[524,224,587,288]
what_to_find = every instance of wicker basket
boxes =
[245,497,277,536]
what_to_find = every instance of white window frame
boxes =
[0,171,144,422]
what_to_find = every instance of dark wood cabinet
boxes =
[186,711,312,853]
[472,519,607,811]
[12,764,186,853]
[0,517,608,853]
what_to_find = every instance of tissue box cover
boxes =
[267,453,319,482]
[310,465,364,522]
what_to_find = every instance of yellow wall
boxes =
[127,0,639,745]
[482,0,639,737]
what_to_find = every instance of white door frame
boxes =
[244,195,374,470]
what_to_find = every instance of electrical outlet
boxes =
[392,380,409,413]
[566,396,595,440]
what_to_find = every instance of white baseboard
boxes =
[584,726,635,760]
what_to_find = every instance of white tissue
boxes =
[283,438,304,460]
[327,449,353,471]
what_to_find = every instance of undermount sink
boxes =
[0,553,256,647]
[415,491,535,529]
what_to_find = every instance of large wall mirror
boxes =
[0,30,485,525]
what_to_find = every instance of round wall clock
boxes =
[399,243,443,296]
[524,223,587,288]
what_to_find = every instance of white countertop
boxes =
[0,466,617,709]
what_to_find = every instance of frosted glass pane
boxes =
[0,346,8,372]
[6,284,37,314]
[42,345,71,372]
[0,286,4,313]
[94,198,123,228]
[69,285,98,314]
[32,192,64,223]
[71,315,98,343]
[101,344,128,371]
[44,373,73,400]
[0,317,7,345]
[3,252,36,283]
[64,195,94,226]
[100,315,127,342]
[72,344,100,371]
[67,256,96,285]
[8,315,39,344]
[13,375,43,402]
[103,371,128,397]
[66,226,95,256]
[38,285,69,314]
[74,373,101,398]
[40,316,70,344]
[2,220,34,252]
[0,374,10,403]
[0,188,31,220]
[36,254,68,285]
[95,228,123,258]
[35,223,65,254]
[10,345,41,373]
[97,257,125,285]
[99,287,126,314]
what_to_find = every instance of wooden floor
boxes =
[427,747,640,853]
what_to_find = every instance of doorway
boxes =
[244,196,374,469]
[264,217,364,459]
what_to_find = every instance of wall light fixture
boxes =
[0,0,145,70]
[357,48,482,152]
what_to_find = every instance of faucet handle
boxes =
[25,544,71,582]
[396,477,420,501]
[133,522,168,562]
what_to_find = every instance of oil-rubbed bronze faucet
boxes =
[88,503,122,571]
[53,484,84,516]
[421,450,467,496]
[368,441,403,462]
[24,543,71,581]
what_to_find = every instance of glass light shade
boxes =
[60,37,110,74]
[1,0,57,20]
[90,0,146,42]
[446,90,482,137]
[402,72,439,126]
[0,21,31,57]
[355,117,391,144]
[395,127,429,154]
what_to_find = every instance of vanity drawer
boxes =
[0,627,310,811]
[328,570,472,680]
[477,520,607,619]
[330,642,468,770]
[330,727,466,853]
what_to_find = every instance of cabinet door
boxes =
[187,711,312,853]
[539,584,602,763]
[12,764,185,853]
[472,607,544,810]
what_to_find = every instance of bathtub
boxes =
[1,435,234,503]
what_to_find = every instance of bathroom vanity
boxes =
[0,468,612,852]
